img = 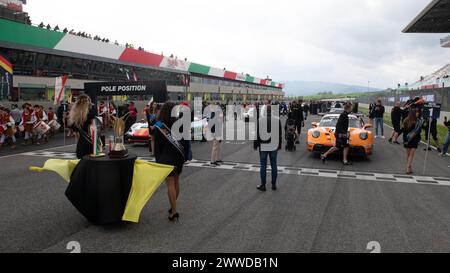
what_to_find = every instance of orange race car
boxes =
[307,114,374,157]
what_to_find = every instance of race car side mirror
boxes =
[311,122,318,128]
[363,124,373,130]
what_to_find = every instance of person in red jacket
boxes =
[126,102,138,132]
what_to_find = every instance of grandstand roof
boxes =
[0,18,284,89]
[403,0,450,33]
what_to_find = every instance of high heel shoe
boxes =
[406,167,413,175]
[169,213,179,222]
[168,208,172,214]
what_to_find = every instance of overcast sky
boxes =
[26,0,449,89]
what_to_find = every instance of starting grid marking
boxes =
[22,151,450,187]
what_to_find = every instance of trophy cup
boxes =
[109,114,129,158]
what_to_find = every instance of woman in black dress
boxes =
[402,109,421,174]
[153,102,185,222]
[68,94,97,159]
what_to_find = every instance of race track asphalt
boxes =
[1,115,450,253]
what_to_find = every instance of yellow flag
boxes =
[30,159,174,223]
[30,159,80,183]
[122,160,174,223]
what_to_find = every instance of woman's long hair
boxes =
[149,101,158,115]
[69,94,92,129]
[403,110,418,131]
[157,102,176,128]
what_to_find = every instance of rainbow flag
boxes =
[0,54,13,75]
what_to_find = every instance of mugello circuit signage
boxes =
[100,84,147,93]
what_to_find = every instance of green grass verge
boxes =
[360,107,448,148]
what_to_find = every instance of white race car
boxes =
[243,106,256,122]
[125,117,209,144]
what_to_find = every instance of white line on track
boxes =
[19,150,450,187]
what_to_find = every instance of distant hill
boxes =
[283,81,381,97]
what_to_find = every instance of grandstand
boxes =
[402,0,450,91]
[0,2,284,103]
[408,64,450,90]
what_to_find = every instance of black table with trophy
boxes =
[66,114,136,225]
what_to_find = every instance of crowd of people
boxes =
[37,22,114,44]
[35,22,180,54]
[3,93,450,221]
[0,103,62,148]
[369,98,450,174]
[36,22,145,50]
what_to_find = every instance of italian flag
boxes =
[54,75,69,105]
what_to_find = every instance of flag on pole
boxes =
[54,75,68,105]
[0,54,13,75]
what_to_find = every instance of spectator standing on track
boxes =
[389,101,403,144]
[209,103,223,166]
[254,104,282,192]
[303,103,310,121]
[373,99,385,139]
[422,117,442,153]
[402,110,421,175]
[369,102,375,125]
[440,116,450,157]
[291,100,304,144]
[321,104,353,166]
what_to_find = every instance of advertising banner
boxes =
[422,94,435,102]
[400,96,410,103]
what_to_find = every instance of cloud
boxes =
[26,0,450,89]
